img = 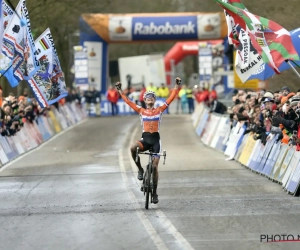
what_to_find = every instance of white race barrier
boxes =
[0,103,87,168]
[192,102,300,196]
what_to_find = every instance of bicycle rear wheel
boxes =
[145,165,151,209]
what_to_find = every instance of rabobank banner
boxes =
[106,13,223,42]
[132,16,198,40]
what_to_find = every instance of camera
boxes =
[265,109,272,118]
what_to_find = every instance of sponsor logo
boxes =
[109,16,132,41]
[133,21,195,35]
[182,45,198,51]
[115,22,126,34]
[254,64,265,75]
[256,38,266,46]
[239,56,262,74]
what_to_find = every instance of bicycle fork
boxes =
[141,164,153,198]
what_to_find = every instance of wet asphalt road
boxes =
[0,115,300,250]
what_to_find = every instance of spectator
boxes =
[146,82,158,95]
[195,87,202,103]
[282,86,291,97]
[65,87,73,103]
[72,88,81,103]
[178,84,188,114]
[209,91,227,114]
[91,87,101,116]
[139,84,146,108]
[84,87,93,115]
[186,86,194,114]
[157,83,170,114]
[106,85,119,116]
[128,89,140,105]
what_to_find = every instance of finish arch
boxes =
[80,12,227,92]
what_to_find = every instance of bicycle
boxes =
[136,146,166,209]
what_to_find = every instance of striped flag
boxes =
[216,0,299,73]
[39,38,50,50]
[27,28,67,108]
[1,0,40,86]
[222,0,247,45]
[2,0,13,30]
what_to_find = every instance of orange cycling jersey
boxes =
[120,89,178,133]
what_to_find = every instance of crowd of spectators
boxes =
[0,87,45,137]
[0,86,85,137]
[224,86,300,148]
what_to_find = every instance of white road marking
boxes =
[126,127,195,250]
[0,119,87,173]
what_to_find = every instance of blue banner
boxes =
[132,16,198,40]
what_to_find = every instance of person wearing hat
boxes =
[290,95,300,108]
[261,97,275,132]
[261,91,274,102]
[281,95,299,122]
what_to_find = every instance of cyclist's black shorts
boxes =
[137,132,161,154]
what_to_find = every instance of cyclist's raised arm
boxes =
[159,77,181,112]
[115,82,142,113]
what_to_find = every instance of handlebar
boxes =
[135,147,167,165]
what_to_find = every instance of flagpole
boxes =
[0,64,13,79]
[286,60,300,79]
[290,60,300,69]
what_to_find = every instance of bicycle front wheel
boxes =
[145,165,151,209]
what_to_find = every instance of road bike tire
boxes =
[145,165,151,209]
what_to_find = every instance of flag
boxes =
[1,0,39,87]
[0,0,4,64]
[2,0,13,30]
[0,1,13,82]
[221,1,263,82]
[0,1,3,50]
[216,0,300,73]
[19,0,40,79]
[222,0,247,45]
[27,28,67,108]
[0,0,24,87]
[235,28,264,82]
